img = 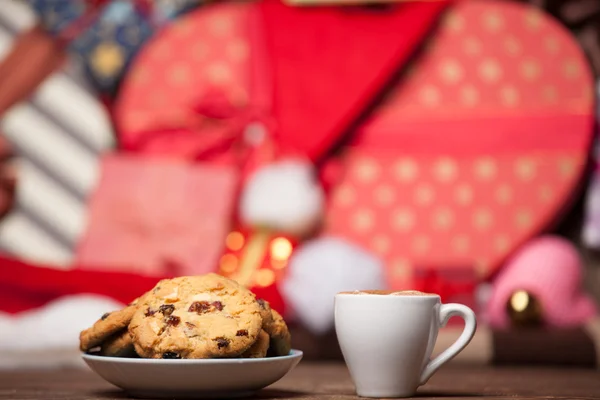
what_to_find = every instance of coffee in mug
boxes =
[340,290,432,296]
[334,290,476,398]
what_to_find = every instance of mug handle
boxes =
[419,303,477,385]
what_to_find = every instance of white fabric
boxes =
[281,236,387,334]
[239,160,325,237]
[0,295,126,369]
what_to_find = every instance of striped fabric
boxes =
[0,1,115,267]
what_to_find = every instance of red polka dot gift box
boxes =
[108,0,593,321]
[323,0,595,292]
[113,1,262,163]
[111,0,448,298]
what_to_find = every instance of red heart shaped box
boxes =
[323,0,595,289]
[110,0,594,296]
[107,0,446,277]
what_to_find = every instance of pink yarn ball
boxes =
[485,235,597,328]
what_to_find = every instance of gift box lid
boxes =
[324,0,595,287]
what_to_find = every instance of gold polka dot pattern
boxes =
[369,1,591,122]
[322,1,593,290]
[116,3,253,136]
[326,151,586,289]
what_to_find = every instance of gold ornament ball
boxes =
[505,289,543,327]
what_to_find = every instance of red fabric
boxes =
[258,0,450,162]
[115,0,449,165]
[0,255,286,315]
[0,256,161,314]
[413,267,478,318]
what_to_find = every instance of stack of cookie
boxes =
[79,274,291,359]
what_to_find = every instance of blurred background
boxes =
[1,0,600,369]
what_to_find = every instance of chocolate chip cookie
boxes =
[242,329,269,358]
[80,303,138,352]
[129,274,263,359]
[99,329,137,357]
[264,308,291,357]
[257,298,274,328]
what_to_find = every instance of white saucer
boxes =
[82,349,303,399]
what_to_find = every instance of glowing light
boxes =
[270,237,293,261]
[219,254,238,273]
[225,231,245,251]
[271,259,288,270]
[510,290,529,312]
[254,268,275,287]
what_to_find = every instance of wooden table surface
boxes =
[1,363,600,400]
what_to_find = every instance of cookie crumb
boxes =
[164,288,180,302]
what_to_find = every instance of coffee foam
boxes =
[339,290,434,296]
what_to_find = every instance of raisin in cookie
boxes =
[241,330,269,358]
[129,274,263,359]
[80,303,138,352]
[99,329,137,357]
[264,309,291,357]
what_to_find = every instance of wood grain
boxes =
[1,363,600,399]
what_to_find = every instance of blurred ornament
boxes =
[225,231,245,252]
[486,235,597,329]
[505,289,543,327]
[280,236,386,334]
[223,159,325,299]
[218,228,298,316]
[239,159,326,239]
[218,228,298,288]
[270,237,293,262]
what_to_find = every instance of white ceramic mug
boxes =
[334,291,477,398]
